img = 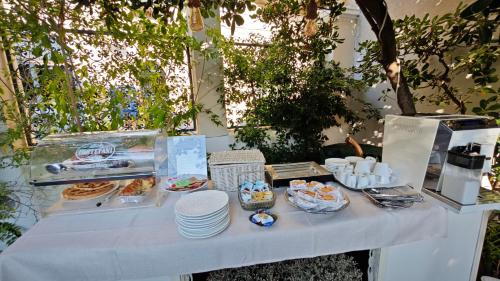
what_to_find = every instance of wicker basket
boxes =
[209,150,266,191]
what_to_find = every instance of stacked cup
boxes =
[326,157,393,189]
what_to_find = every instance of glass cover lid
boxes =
[30,130,160,186]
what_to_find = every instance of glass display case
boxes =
[30,130,168,216]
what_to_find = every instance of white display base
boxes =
[376,210,491,281]
[44,187,167,216]
[423,188,500,214]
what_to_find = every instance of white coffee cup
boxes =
[354,160,372,175]
[373,162,392,177]
[365,156,377,170]
[335,170,349,184]
[345,156,364,165]
[377,175,391,185]
[357,175,369,188]
[347,174,357,187]
[344,164,354,173]
[325,158,349,172]
[368,174,377,186]
[365,156,377,162]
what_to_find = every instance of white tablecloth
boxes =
[0,187,447,281]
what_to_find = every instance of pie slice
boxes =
[62,181,116,200]
[119,177,155,196]
[71,181,116,191]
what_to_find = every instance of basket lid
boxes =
[209,150,265,165]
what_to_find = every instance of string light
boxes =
[145,6,154,18]
[254,0,268,8]
[188,0,204,32]
[304,0,318,37]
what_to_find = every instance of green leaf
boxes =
[478,24,493,43]
[32,46,43,57]
[487,103,500,111]
[230,19,236,35]
[233,14,244,26]
[51,51,65,64]
[480,99,488,109]
[472,107,483,114]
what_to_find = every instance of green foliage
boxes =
[0,0,217,167]
[18,1,204,132]
[0,0,240,245]
[355,1,499,119]
[206,254,363,281]
[221,0,378,163]
[482,212,500,277]
[0,183,22,246]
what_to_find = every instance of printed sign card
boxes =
[167,135,207,177]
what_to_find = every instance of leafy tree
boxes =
[0,182,22,246]
[221,0,378,163]
[0,0,221,245]
[356,0,499,119]
[0,0,210,168]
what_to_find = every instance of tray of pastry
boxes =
[265,162,334,187]
[41,176,163,216]
[29,130,169,216]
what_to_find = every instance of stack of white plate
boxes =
[325,158,349,172]
[174,190,230,239]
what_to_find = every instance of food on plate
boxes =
[306,181,324,189]
[119,177,155,196]
[289,180,306,189]
[239,180,273,203]
[251,180,268,192]
[249,210,277,227]
[319,185,335,193]
[297,189,317,201]
[262,191,274,200]
[62,181,116,200]
[294,197,318,209]
[251,191,274,202]
[286,180,344,212]
[319,193,335,201]
[164,176,207,192]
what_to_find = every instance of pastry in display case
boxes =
[29,130,168,216]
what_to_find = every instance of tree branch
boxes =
[57,0,83,132]
[355,0,417,115]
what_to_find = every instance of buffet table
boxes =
[0,187,447,281]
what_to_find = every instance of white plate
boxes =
[176,206,229,225]
[175,190,229,217]
[178,218,230,239]
[179,221,229,238]
[161,174,208,193]
[177,217,228,230]
[284,190,350,214]
[178,216,230,234]
[175,204,229,221]
[176,210,229,228]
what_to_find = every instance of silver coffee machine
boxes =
[382,115,499,205]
